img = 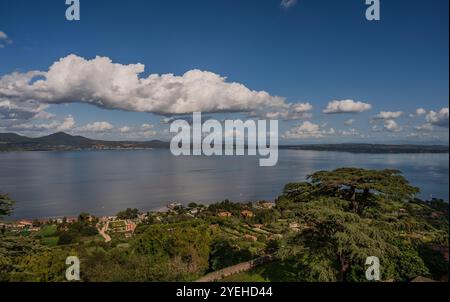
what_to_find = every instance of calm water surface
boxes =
[0,150,448,219]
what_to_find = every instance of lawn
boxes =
[77,235,105,245]
[35,225,58,238]
[41,236,59,247]
[109,221,126,229]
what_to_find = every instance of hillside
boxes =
[0,132,169,151]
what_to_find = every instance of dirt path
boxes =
[97,221,111,243]
[195,255,274,282]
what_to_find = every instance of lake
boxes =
[0,150,448,219]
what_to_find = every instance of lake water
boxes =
[0,150,448,219]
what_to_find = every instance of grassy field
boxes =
[35,225,58,238]
[109,221,126,229]
[41,236,59,247]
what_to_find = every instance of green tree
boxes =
[131,221,212,281]
[11,248,76,282]
[209,237,253,271]
[117,208,140,220]
[307,168,419,214]
[78,212,91,222]
[0,194,14,218]
[188,202,198,208]
[279,199,397,281]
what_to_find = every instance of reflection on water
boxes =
[0,149,448,219]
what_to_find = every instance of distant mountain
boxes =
[36,132,96,146]
[0,133,34,143]
[0,132,170,151]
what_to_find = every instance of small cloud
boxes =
[383,119,401,132]
[373,111,403,120]
[283,121,334,139]
[57,115,76,132]
[117,124,157,138]
[141,123,154,131]
[344,119,355,126]
[252,102,313,120]
[33,110,56,120]
[160,117,176,124]
[426,108,449,127]
[280,0,298,8]
[415,123,433,132]
[141,130,157,138]
[340,128,361,137]
[5,115,74,133]
[119,126,131,133]
[409,108,427,118]
[407,132,440,140]
[323,100,372,114]
[0,31,12,48]
[79,121,114,132]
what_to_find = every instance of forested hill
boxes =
[0,132,169,151]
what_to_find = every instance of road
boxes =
[97,221,111,243]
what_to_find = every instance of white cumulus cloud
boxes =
[323,100,372,114]
[0,54,291,116]
[7,115,74,132]
[118,124,157,138]
[373,111,403,120]
[0,98,51,121]
[141,123,154,131]
[57,115,75,132]
[79,121,114,132]
[426,108,449,127]
[119,126,131,133]
[383,119,401,132]
[409,108,427,118]
[252,102,313,120]
[284,121,335,139]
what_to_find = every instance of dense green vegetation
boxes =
[0,168,448,282]
[0,194,14,218]
[116,208,140,220]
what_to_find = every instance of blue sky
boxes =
[0,0,448,143]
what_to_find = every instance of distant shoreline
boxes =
[1,131,448,154]
[2,205,172,223]
[2,146,449,154]
[279,144,449,154]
